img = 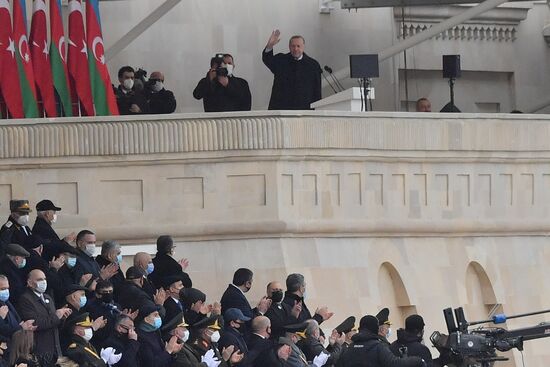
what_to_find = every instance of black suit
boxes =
[262,50,322,110]
[163,297,184,323]
[147,88,177,114]
[282,292,323,325]
[150,253,192,289]
[31,217,68,261]
[0,299,22,338]
[101,333,141,367]
[246,334,273,367]
[265,302,298,339]
[17,289,62,366]
[218,327,248,356]
[220,284,255,319]
[117,282,155,312]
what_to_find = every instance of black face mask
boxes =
[100,293,114,304]
[271,290,284,303]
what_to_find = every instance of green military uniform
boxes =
[65,313,107,367]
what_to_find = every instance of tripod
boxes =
[361,77,373,112]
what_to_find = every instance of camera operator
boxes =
[115,66,149,115]
[390,315,434,367]
[193,54,251,112]
[145,71,177,114]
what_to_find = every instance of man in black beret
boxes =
[32,199,76,262]
[376,308,392,345]
[337,315,424,367]
[0,200,33,255]
[390,314,433,366]
[0,243,30,301]
[64,312,107,367]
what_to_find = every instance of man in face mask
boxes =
[191,315,244,366]
[0,200,33,255]
[18,269,72,367]
[146,71,177,114]
[193,53,252,112]
[376,308,392,346]
[218,308,250,356]
[32,199,76,262]
[115,66,149,115]
[160,313,210,367]
[65,313,106,367]
[100,315,140,367]
[265,281,302,340]
[0,244,31,301]
[133,252,156,298]
[0,274,36,339]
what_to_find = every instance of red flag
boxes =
[86,0,118,115]
[0,0,24,118]
[30,0,57,117]
[49,0,72,116]
[13,0,39,117]
[67,0,94,116]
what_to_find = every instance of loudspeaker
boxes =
[349,54,379,78]
[443,55,461,79]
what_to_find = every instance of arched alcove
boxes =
[377,262,416,332]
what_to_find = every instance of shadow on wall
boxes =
[378,261,417,329]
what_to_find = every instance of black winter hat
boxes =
[359,315,379,334]
[405,314,425,332]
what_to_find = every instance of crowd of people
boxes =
[115,30,323,116]
[0,199,437,367]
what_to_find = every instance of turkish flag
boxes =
[67,0,94,116]
[30,0,57,117]
[0,0,24,118]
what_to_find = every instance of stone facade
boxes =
[1,111,550,365]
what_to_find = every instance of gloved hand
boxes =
[201,349,222,367]
[100,347,122,366]
[313,351,329,367]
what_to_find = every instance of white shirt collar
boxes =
[230,283,245,295]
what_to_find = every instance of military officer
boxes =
[334,316,357,352]
[376,308,392,346]
[0,200,33,255]
[65,312,107,367]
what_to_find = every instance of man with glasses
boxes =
[100,314,140,367]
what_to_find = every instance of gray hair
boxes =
[286,273,305,292]
[289,35,305,45]
[101,240,120,256]
[36,210,49,219]
[304,319,319,337]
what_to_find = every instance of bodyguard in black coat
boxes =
[337,315,424,367]
[147,71,177,114]
[389,315,433,367]
[150,235,192,289]
[262,30,322,110]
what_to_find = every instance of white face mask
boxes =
[223,64,234,76]
[386,328,392,338]
[210,331,220,343]
[123,78,134,91]
[17,215,30,226]
[181,329,190,343]
[83,328,93,342]
[152,81,164,92]
[85,244,96,257]
[52,213,57,223]
[35,280,47,294]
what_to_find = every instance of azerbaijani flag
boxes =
[86,0,118,115]
[13,0,39,117]
[30,0,57,117]
[0,0,24,118]
[49,0,72,116]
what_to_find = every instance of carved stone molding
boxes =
[394,5,530,42]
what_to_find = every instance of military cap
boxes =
[10,200,32,213]
[36,199,61,212]
[405,314,425,332]
[125,266,145,280]
[282,322,308,335]
[66,312,93,328]
[64,284,87,298]
[180,287,206,305]
[359,315,379,334]
[376,308,391,326]
[161,275,183,290]
[224,308,251,323]
[192,314,222,330]
[5,243,30,257]
[277,336,294,346]
[161,312,189,333]
[335,316,357,334]
[23,234,44,250]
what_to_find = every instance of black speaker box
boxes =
[349,54,379,78]
[443,55,461,79]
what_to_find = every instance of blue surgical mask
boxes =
[146,263,154,274]
[116,254,123,264]
[18,258,27,269]
[153,316,162,330]
[79,295,87,308]
[0,289,9,302]
[67,257,77,268]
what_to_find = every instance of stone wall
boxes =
[1,111,550,365]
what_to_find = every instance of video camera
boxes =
[133,67,149,91]
[430,306,550,367]
[213,53,229,77]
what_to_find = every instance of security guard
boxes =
[0,200,33,255]
[65,312,107,367]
